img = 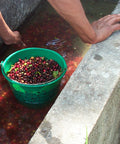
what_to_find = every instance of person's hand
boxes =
[3,30,23,45]
[12,31,26,47]
[91,14,120,43]
[12,31,22,45]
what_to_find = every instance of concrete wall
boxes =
[0,0,42,44]
[89,79,120,144]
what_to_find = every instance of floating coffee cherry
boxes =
[7,57,62,84]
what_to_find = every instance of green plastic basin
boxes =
[1,47,67,108]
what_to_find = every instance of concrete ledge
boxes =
[29,1,120,144]
[89,78,120,144]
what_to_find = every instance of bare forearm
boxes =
[47,0,97,44]
[0,12,22,45]
[0,12,13,42]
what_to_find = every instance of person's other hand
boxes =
[91,14,120,43]
[12,31,22,44]
[12,31,26,47]
[4,30,23,45]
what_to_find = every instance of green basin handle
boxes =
[0,61,4,67]
[0,61,6,78]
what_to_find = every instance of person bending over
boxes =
[48,0,120,44]
[1,0,120,45]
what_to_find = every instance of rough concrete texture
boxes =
[88,79,120,144]
[0,0,41,44]
[29,1,120,144]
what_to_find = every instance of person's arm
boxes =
[47,0,120,44]
[0,12,22,45]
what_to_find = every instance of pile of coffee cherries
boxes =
[7,56,62,84]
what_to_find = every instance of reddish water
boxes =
[0,2,90,144]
